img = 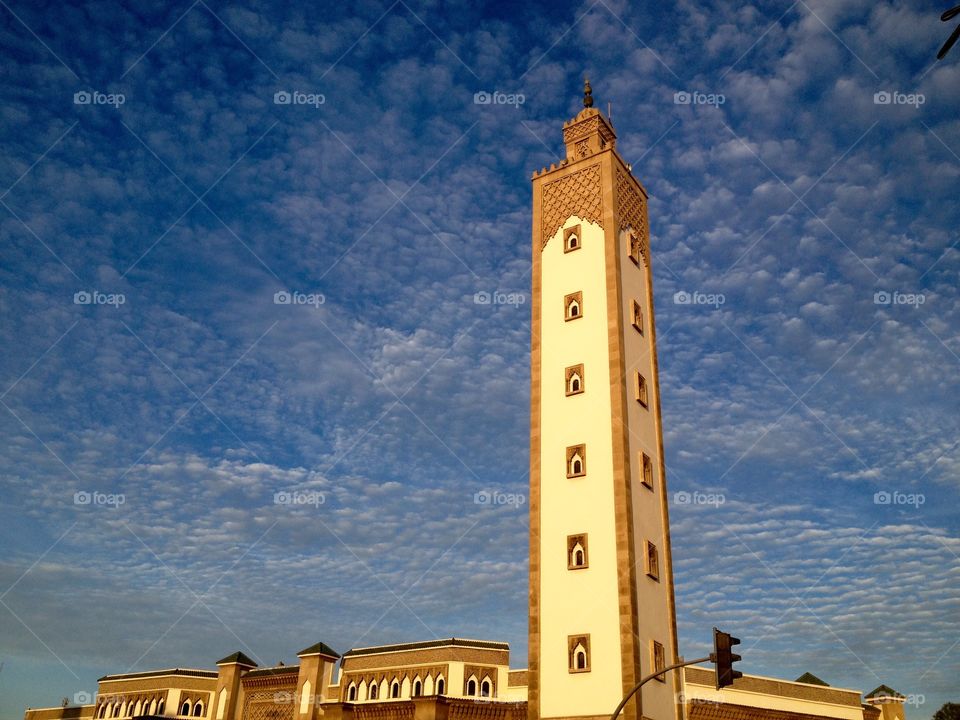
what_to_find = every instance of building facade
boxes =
[23,83,907,720]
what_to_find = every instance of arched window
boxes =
[567,234,578,250]
[634,372,648,407]
[348,684,357,702]
[369,683,378,700]
[437,677,445,695]
[134,700,142,717]
[149,699,158,716]
[193,702,203,717]
[466,678,477,696]
[413,679,422,697]
[563,225,582,253]
[180,701,191,717]
[569,635,591,673]
[564,292,583,321]
[567,444,586,478]
[565,364,585,396]
[97,705,106,719]
[391,681,399,698]
[481,679,491,697]
[157,701,165,716]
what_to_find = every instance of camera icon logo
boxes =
[74,291,92,305]
[74,691,93,704]
[474,91,492,105]
[274,91,292,105]
[874,290,891,305]
[674,91,691,105]
[474,490,492,505]
[474,291,491,305]
[874,490,892,505]
[673,491,691,505]
[273,491,292,505]
[673,291,691,305]
[274,291,292,305]
[74,91,92,105]
[873,91,892,105]
[74,491,92,505]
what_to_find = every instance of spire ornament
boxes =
[583,77,593,108]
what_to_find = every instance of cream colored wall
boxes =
[683,678,864,720]
[448,661,464,698]
[618,226,679,720]
[501,683,528,701]
[539,216,625,718]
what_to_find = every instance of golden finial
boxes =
[583,76,594,108]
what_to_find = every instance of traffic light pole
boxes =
[609,655,713,720]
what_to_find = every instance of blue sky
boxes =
[1,0,958,717]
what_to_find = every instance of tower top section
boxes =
[533,81,619,179]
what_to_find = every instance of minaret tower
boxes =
[528,80,681,720]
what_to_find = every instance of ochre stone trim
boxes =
[687,701,860,720]
[528,158,543,720]
[540,163,603,249]
[602,152,642,720]
[342,646,505,668]
[683,667,863,705]
[616,165,648,264]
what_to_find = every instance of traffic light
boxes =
[712,627,742,689]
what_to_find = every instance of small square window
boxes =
[641,452,654,489]
[564,291,583,321]
[566,444,586,478]
[568,635,591,673]
[645,540,659,580]
[565,364,584,396]
[634,372,648,407]
[567,534,589,570]
[564,225,582,253]
[651,641,666,681]
[632,300,643,334]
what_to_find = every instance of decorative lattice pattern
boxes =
[616,165,648,263]
[242,690,295,720]
[353,703,416,719]
[540,163,602,249]
[562,116,600,144]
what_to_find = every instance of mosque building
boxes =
[23,82,908,720]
